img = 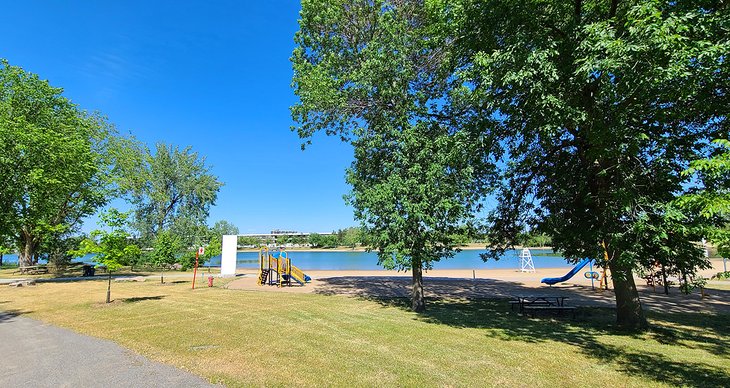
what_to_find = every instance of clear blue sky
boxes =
[1,1,358,234]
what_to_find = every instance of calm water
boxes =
[2,249,571,271]
[208,249,570,271]
[1,253,95,265]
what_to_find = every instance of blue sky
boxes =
[1,1,358,234]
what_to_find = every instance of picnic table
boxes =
[14,265,49,275]
[510,295,576,318]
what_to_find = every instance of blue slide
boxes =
[541,258,592,285]
[282,274,312,284]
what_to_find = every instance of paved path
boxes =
[0,312,216,387]
[0,272,227,285]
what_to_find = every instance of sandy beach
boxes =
[225,259,730,314]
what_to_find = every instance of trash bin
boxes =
[82,264,95,277]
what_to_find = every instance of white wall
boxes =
[220,235,238,277]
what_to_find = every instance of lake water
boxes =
[206,249,570,271]
[2,249,571,271]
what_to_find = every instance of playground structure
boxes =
[257,247,311,287]
[539,258,598,285]
[540,258,609,289]
[519,248,535,273]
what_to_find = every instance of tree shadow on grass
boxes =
[314,275,730,385]
[0,309,32,323]
[120,295,166,303]
[315,275,730,314]
[648,312,730,358]
[371,297,730,387]
[589,340,730,387]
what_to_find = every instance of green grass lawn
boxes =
[1,279,728,387]
[707,280,730,291]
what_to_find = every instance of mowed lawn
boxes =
[1,279,729,387]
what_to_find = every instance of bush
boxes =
[679,277,707,295]
[1,262,19,269]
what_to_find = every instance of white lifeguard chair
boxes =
[519,248,535,273]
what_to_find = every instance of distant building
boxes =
[270,229,300,235]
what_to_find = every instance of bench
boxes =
[522,305,577,319]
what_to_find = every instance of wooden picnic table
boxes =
[510,295,570,312]
[14,265,49,275]
[510,295,577,318]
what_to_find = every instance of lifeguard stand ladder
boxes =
[519,248,535,273]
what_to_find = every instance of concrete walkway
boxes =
[0,312,216,387]
[0,272,239,285]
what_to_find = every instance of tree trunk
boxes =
[19,233,34,267]
[161,267,165,284]
[661,264,669,295]
[608,261,647,330]
[106,271,112,303]
[0,253,3,267]
[411,258,425,312]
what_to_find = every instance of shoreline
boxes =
[236,244,554,253]
[227,258,727,287]
[229,259,727,285]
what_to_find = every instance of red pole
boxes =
[192,250,199,289]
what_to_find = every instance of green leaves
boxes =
[0,59,118,266]
[293,0,725,317]
[151,230,181,268]
[293,2,499,277]
[71,209,140,272]
[117,142,223,248]
[346,123,493,268]
[679,139,730,257]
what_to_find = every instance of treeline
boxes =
[238,227,367,249]
[0,60,235,279]
[238,228,551,250]
[308,227,366,248]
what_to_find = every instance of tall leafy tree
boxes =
[0,60,118,268]
[293,0,727,326]
[454,0,727,328]
[292,0,499,311]
[118,142,223,247]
